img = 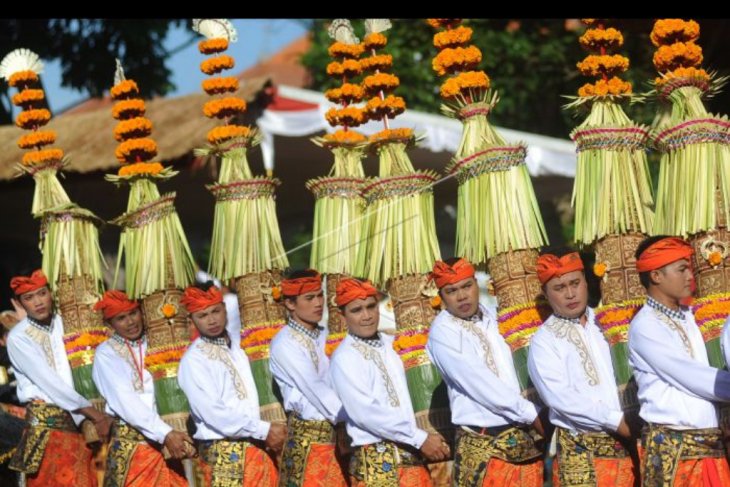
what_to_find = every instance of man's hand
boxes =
[419,433,450,462]
[164,430,195,459]
[79,407,112,441]
[264,423,287,454]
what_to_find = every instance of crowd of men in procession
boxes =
[2,234,730,486]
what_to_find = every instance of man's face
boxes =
[652,258,694,301]
[343,296,380,338]
[284,288,325,325]
[190,303,227,338]
[108,307,144,341]
[543,270,588,320]
[440,277,479,319]
[19,286,53,322]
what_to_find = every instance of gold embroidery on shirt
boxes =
[351,342,400,407]
[546,317,600,386]
[197,342,248,400]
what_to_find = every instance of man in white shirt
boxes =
[6,269,111,486]
[92,289,192,486]
[330,277,449,486]
[177,283,287,487]
[528,249,637,486]
[629,236,730,486]
[269,269,348,486]
[426,258,545,486]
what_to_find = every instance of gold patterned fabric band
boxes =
[198,438,254,485]
[642,424,725,486]
[555,427,631,486]
[9,401,78,474]
[349,440,425,484]
[287,414,336,444]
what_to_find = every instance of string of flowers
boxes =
[240,321,285,361]
[0,49,72,215]
[392,326,431,369]
[109,70,170,180]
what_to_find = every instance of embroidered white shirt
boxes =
[427,305,538,428]
[528,308,623,433]
[330,333,428,449]
[178,337,270,441]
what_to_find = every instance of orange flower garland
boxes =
[8,70,38,87]
[366,95,406,120]
[325,107,367,128]
[362,73,400,96]
[328,42,364,59]
[325,83,364,104]
[439,71,490,100]
[575,21,632,100]
[12,89,45,106]
[326,59,362,77]
[15,108,50,130]
[199,38,229,55]
[114,138,158,164]
[110,80,139,100]
[202,76,239,95]
[359,54,393,72]
[652,19,708,93]
[114,117,153,142]
[432,46,482,76]
[369,128,414,145]
[17,130,56,150]
[322,129,367,145]
[21,148,64,166]
[118,162,164,177]
[200,55,235,75]
[203,97,246,119]
[207,125,251,145]
[433,26,473,49]
[112,99,146,120]
[363,33,387,50]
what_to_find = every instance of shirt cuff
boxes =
[604,410,624,433]
[252,420,272,441]
[411,428,429,449]
[152,421,174,445]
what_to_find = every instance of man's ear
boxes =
[650,269,664,286]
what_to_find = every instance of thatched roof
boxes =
[0,76,271,180]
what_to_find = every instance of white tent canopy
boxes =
[256,85,577,177]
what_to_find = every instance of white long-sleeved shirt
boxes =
[92,335,172,444]
[629,302,730,429]
[426,305,538,428]
[269,321,344,424]
[330,333,428,449]
[528,308,623,433]
[178,336,270,441]
[7,315,91,425]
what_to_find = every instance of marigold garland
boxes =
[21,148,63,166]
[12,89,44,107]
[654,66,710,88]
[202,76,239,95]
[199,38,229,55]
[112,99,146,120]
[426,19,462,30]
[114,117,153,142]
[362,72,400,96]
[577,54,629,78]
[17,130,56,150]
[110,80,140,100]
[497,302,543,350]
[63,329,109,355]
[326,60,362,77]
[653,42,703,73]
[144,348,186,368]
[579,28,624,50]
[578,77,632,97]
[325,83,364,104]
[328,42,364,59]
[365,95,406,120]
[118,162,164,177]
[433,26,473,49]
[321,130,367,145]
[651,19,700,48]
[15,108,51,130]
[114,138,158,164]
[359,54,393,72]
[595,298,644,346]
[325,331,347,357]
[207,125,251,145]
[368,128,414,144]
[325,107,367,128]
[432,46,482,76]
[693,293,730,341]
[203,97,247,119]
[363,33,387,50]
[440,71,490,99]
[200,55,235,76]
[8,70,38,87]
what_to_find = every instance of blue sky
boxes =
[41,19,310,114]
